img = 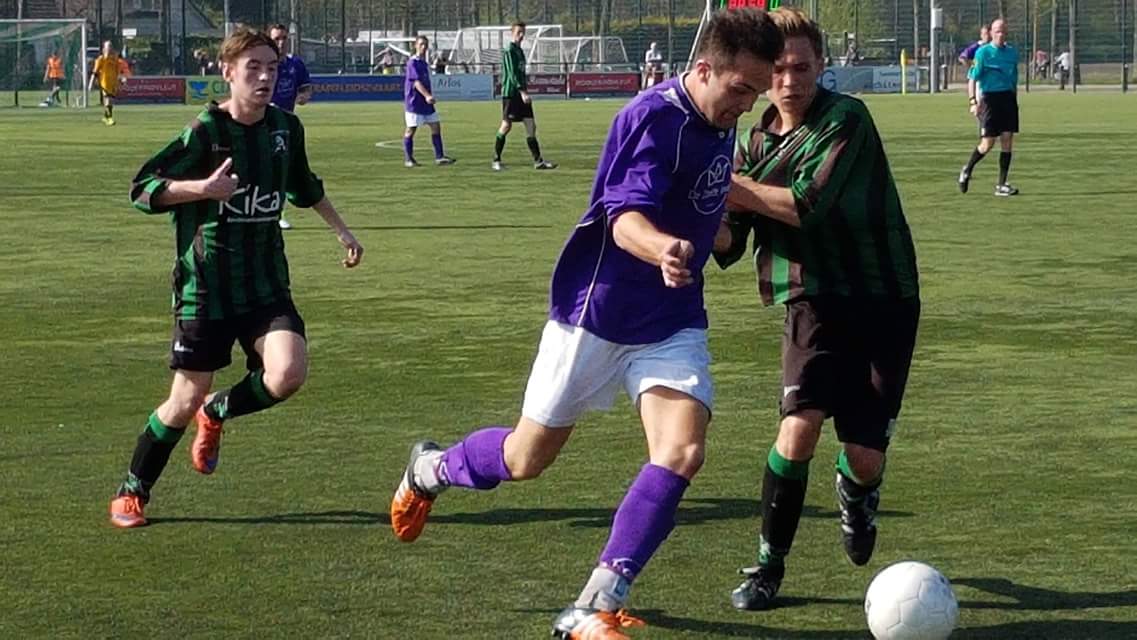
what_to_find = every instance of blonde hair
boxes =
[769,7,824,60]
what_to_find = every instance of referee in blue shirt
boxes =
[958,18,1020,197]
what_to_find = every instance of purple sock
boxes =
[431,133,445,159]
[403,136,414,161]
[598,464,689,581]
[438,427,513,490]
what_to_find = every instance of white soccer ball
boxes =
[864,561,959,640]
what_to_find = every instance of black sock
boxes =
[964,148,986,174]
[119,412,185,502]
[103,104,111,118]
[758,448,810,568]
[493,133,506,161]
[203,369,281,421]
[526,136,543,162]
[998,151,1013,185]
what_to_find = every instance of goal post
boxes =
[0,19,88,108]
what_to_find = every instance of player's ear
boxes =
[693,58,714,83]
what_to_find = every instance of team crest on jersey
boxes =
[271,129,289,155]
[689,154,733,215]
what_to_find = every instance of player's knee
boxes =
[507,449,558,480]
[845,447,884,482]
[777,411,824,457]
[656,442,705,479]
[263,362,307,398]
[165,389,209,423]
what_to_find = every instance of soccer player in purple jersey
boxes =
[269,23,312,230]
[389,9,783,638]
[403,35,455,168]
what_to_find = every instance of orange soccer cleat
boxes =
[190,406,224,474]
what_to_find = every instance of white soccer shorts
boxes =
[404,111,441,128]
[521,320,714,428]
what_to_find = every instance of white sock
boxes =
[574,566,631,611]
[412,450,446,494]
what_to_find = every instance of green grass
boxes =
[2,93,1137,639]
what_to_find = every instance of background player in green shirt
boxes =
[713,8,920,611]
[109,28,364,528]
[492,21,556,171]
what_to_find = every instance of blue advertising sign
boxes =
[310,75,403,102]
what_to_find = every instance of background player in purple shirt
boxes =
[403,35,455,167]
[389,9,783,638]
[269,24,312,230]
[958,24,990,69]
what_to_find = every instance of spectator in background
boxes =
[643,41,664,88]
[195,48,211,75]
[1032,49,1049,79]
[1055,50,1070,90]
[433,52,448,75]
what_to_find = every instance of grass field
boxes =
[2,92,1137,639]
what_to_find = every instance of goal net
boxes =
[0,19,88,108]
[447,24,567,74]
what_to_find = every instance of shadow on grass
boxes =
[433,497,913,528]
[148,510,385,526]
[955,577,1137,611]
[148,499,914,528]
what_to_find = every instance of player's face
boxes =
[416,38,429,57]
[513,27,525,43]
[990,20,1007,46]
[768,36,822,119]
[224,44,279,107]
[270,29,289,56]
[102,41,114,56]
[695,51,772,129]
[980,26,990,42]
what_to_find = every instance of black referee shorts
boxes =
[978,90,1019,137]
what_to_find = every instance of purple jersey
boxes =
[405,56,435,115]
[548,76,734,345]
[272,54,311,113]
[960,41,983,62]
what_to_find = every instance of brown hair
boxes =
[267,23,288,34]
[695,8,783,66]
[769,7,824,60]
[511,21,526,31]
[218,27,279,64]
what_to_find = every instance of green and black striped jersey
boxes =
[130,103,325,320]
[501,42,527,97]
[720,88,919,305]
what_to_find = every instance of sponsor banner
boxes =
[495,73,567,96]
[185,77,231,104]
[432,74,494,101]
[117,76,185,104]
[568,72,640,98]
[871,66,919,93]
[310,74,402,101]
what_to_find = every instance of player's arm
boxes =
[601,109,692,287]
[728,111,867,231]
[130,124,233,213]
[282,117,361,266]
[414,80,435,103]
[309,197,363,268]
[295,59,313,105]
[87,58,99,91]
[714,127,758,267]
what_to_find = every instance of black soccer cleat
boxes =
[836,472,880,566]
[731,564,784,611]
[958,167,971,193]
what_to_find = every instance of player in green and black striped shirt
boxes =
[492,21,556,171]
[713,8,920,611]
[109,28,364,529]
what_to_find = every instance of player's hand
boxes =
[338,231,363,268]
[521,91,532,105]
[969,102,979,116]
[201,158,239,201]
[660,239,695,288]
[426,95,436,105]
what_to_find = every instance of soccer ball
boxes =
[864,561,959,640]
